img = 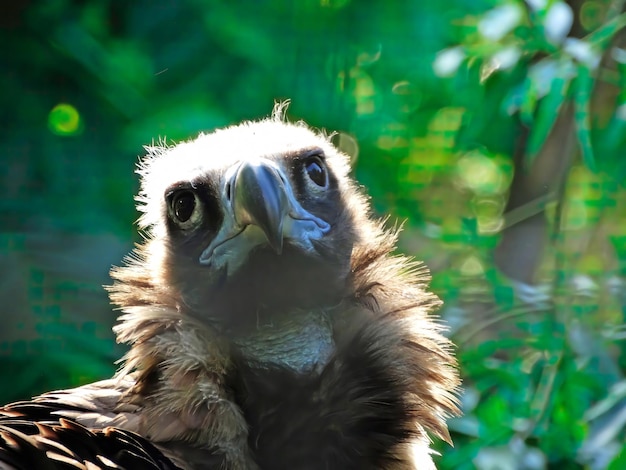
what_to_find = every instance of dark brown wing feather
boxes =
[0,405,180,470]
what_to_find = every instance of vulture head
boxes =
[136,103,359,330]
[1,103,460,470]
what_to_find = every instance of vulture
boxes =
[0,103,460,470]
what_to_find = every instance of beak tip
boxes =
[268,233,284,255]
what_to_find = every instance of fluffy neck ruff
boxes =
[108,223,459,443]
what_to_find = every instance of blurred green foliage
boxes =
[2,0,626,468]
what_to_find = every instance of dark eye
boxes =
[171,190,196,223]
[304,156,328,188]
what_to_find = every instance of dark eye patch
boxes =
[303,155,328,188]
[284,149,340,225]
[164,179,223,237]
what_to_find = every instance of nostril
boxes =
[225,181,233,201]
[277,171,288,187]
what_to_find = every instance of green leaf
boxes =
[518,75,539,126]
[525,75,571,168]
[574,65,596,171]
[586,12,626,50]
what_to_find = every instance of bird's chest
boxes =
[232,310,335,374]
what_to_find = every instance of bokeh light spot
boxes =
[460,256,485,276]
[48,103,82,136]
[332,132,359,166]
[357,43,382,66]
[456,150,508,196]
[392,81,413,95]
[580,1,604,31]
[472,197,505,234]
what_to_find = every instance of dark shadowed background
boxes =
[2,0,626,468]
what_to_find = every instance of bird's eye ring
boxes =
[169,189,200,227]
[304,156,328,188]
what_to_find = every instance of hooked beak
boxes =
[198,158,330,274]
[231,160,288,254]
